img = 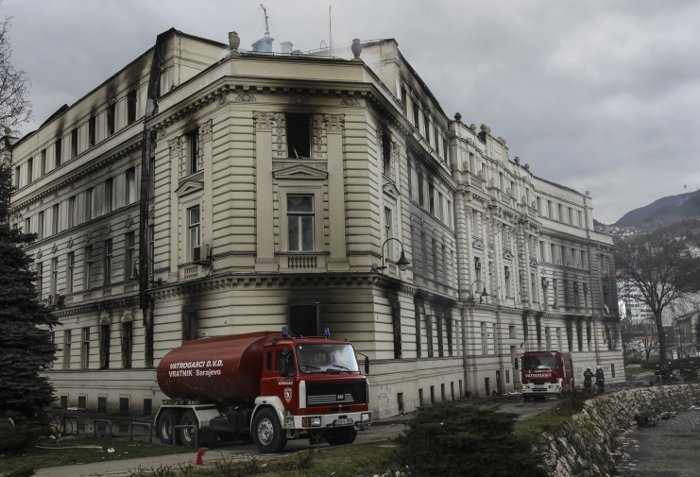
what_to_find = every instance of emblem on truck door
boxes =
[284,387,293,403]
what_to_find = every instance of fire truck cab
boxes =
[520,351,574,400]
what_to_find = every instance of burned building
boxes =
[4,28,622,418]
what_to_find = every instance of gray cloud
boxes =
[5,0,699,223]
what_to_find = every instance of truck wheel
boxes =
[158,409,180,445]
[324,427,358,446]
[179,410,199,447]
[252,408,287,453]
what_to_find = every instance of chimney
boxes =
[280,41,293,54]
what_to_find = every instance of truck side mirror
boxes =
[364,356,370,375]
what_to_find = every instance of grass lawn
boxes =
[0,436,190,475]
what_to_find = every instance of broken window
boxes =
[122,321,133,369]
[27,158,33,184]
[55,138,62,167]
[71,128,78,158]
[182,307,198,342]
[99,323,111,369]
[127,89,137,124]
[286,113,311,158]
[107,102,116,135]
[89,115,96,146]
[186,128,199,174]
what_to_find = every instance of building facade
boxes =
[4,29,622,419]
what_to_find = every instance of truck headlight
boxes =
[361,413,371,423]
[302,416,322,427]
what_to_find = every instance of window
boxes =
[125,232,136,279]
[71,128,78,158]
[407,160,413,197]
[287,195,314,251]
[99,323,110,369]
[412,103,420,128]
[24,217,30,233]
[27,158,33,184]
[438,192,444,221]
[67,196,76,228]
[186,128,199,174]
[428,183,435,214]
[63,330,72,369]
[67,252,75,293]
[125,167,136,204]
[417,170,424,206]
[423,113,430,143]
[36,262,43,298]
[480,322,488,354]
[382,128,392,176]
[286,113,311,158]
[504,266,511,297]
[84,188,93,222]
[40,149,46,176]
[127,89,137,124]
[51,257,58,296]
[84,245,93,290]
[81,327,90,369]
[103,239,112,286]
[474,257,482,283]
[52,203,60,235]
[14,165,20,188]
[187,206,201,261]
[107,102,116,135]
[122,321,133,369]
[182,307,198,341]
[104,178,113,214]
[89,116,96,146]
[55,138,62,167]
[38,211,44,239]
[383,207,393,258]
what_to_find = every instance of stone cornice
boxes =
[53,293,139,318]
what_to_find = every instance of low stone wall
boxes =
[536,384,700,477]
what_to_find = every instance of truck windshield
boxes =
[296,343,359,374]
[522,355,557,370]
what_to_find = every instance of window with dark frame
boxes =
[52,203,59,235]
[187,128,199,174]
[36,262,43,299]
[122,321,133,369]
[182,308,198,342]
[127,89,137,124]
[103,239,112,286]
[287,195,314,251]
[107,102,116,135]
[188,205,201,262]
[89,116,96,146]
[125,167,136,204]
[104,178,113,214]
[55,139,62,167]
[41,149,46,175]
[67,196,76,228]
[71,128,78,158]
[81,327,90,369]
[27,158,33,184]
[51,257,58,296]
[382,128,392,176]
[67,252,74,293]
[286,113,311,158]
[84,245,93,290]
[38,211,44,239]
[84,187,93,222]
[99,323,110,369]
[125,232,136,279]
[63,330,72,369]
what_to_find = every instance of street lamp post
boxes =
[371,237,410,272]
[467,280,489,304]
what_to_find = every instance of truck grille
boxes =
[306,381,367,407]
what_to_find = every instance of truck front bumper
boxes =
[285,410,371,431]
[522,383,562,396]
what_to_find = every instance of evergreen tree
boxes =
[0,161,58,422]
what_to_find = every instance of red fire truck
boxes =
[520,351,574,400]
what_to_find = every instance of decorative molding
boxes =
[340,96,360,107]
[253,111,275,131]
[472,238,484,251]
[234,92,257,103]
[503,249,514,261]
[324,114,344,134]
[199,119,213,144]
[383,181,399,201]
[273,163,328,180]
[176,176,205,197]
[288,96,308,105]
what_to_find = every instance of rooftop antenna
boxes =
[260,3,270,37]
[329,5,333,55]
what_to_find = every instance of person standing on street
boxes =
[595,366,605,393]
[583,368,594,393]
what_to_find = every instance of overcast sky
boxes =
[4,0,700,223]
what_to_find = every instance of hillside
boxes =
[615,189,700,228]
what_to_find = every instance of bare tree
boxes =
[616,231,700,363]
[0,16,31,131]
